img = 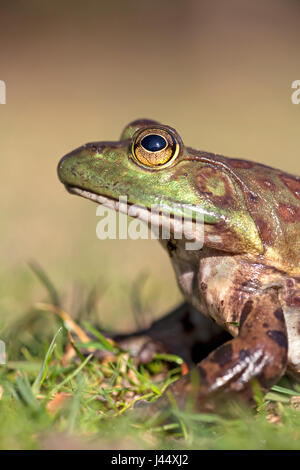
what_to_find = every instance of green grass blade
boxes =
[82,321,118,352]
[32,327,62,395]
[271,385,300,396]
[51,354,93,394]
[16,373,40,411]
[28,261,60,306]
[153,353,183,365]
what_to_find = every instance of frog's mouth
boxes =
[66,185,204,243]
[66,186,143,217]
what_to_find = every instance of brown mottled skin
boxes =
[57,119,300,412]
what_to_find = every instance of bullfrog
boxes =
[57,119,300,411]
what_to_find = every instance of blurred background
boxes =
[1,0,300,335]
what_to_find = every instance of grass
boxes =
[1,265,300,450]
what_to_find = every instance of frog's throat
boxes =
[67,185,204,243]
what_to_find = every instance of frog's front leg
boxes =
[103,302,231,365]
[152,289,288,412]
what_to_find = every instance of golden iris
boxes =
[132,127,180,169]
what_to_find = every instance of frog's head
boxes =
[58,119,263,254]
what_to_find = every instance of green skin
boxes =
[58,119,300,412]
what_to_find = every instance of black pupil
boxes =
[141,134,166,152]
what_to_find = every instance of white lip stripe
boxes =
[68,186,205,244]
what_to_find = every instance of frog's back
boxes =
[223,156,300,276]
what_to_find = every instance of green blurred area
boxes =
[1,0,300,332]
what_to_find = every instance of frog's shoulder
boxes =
[183,149,300,275]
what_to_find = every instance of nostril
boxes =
[85,142,104,153]
[86,141,124,154]
[91,144,104,153]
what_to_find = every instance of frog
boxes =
[57,118,300,411]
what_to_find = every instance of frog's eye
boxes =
[132,128,180,169]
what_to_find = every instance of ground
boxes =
[1,264,300,450]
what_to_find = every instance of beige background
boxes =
[1,0,300,330]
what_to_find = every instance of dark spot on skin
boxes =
[286,279,294,288]
[279,174,300,200]
[292,295,300,307]
[167,240,176,255]
[267,330,288,349]
[239,349,250,361]
[241,279,259,291]
[263,323,269,328]
[210,343,233,367]
[255,217,274,246]
[200,282,207,291]
[240,300,253,328]
[274,308,285,324]
[228,158,254,169]
[297,321,300,336]
[277,203,300,223]
[180,312,195,333]
[286,290,300,307]
[248,192,259,202]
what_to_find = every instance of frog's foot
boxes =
[100,302,231,365]
[138,290,288,413]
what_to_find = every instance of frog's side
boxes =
[58,119,300,411]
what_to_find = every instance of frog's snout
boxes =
[57,146,80,185]
[57,142,98,186]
